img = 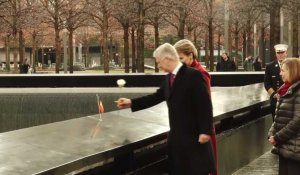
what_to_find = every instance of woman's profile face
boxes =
[178,52,193,66]
[280,64,290,83]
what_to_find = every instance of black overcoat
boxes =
[264,60,284,116]
[131,64,215,175]
[264,60,283,93]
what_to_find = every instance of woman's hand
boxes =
[268,136,277,145]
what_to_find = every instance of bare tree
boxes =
[133,0,160,73]
[136,0,145,73]
[131,26,136,72]
[231,0,262,60]
[0,1,12,71]
[198,0,222,71]
[62,0,88,73]
[285,0,300,57]
[76,27,92,68]
[0,0,22,73]
[164,0,200,39]
[85,0,113,73]
[111,0,135,73]
[39,0,67,73]
[147,1,168,72]
[24,0,47,72]
[257,0,284,60]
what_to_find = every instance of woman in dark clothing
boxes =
[216,52,236,71]
[20,58,30,74]
[268,58,300,175]
[253,57,262,71]
[174,39,217,175]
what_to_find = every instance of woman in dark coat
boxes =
[216,52,236,71]
[20,58,30,74]
[174,39,217,175]
[268,57,300,175]
[253,56,262,71]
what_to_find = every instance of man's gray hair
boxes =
[153,43,179,61]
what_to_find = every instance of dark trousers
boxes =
[279,156,300,175]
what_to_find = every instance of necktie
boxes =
[169,73,175,86]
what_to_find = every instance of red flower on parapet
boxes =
[98,100,105,113]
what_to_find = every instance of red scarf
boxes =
[190,60,199,67]
[277,82,292,97]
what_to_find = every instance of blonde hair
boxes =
[281,58,300,84]
[174,39,198,59]
[153,43,179,61]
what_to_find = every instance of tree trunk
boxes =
[41,47,45,69]
[85,45,90,67]
[208,0,214,71]
[13,48,18,73]
[137,0,145,73]
[218,33,221,60]
[19,30,24,64]
[193,29,199,61]
[259,23,266,67]
[209,18,214,71]
[234,21,239,60]
[269,0,280,61]
[193,29,197,48]
[5,36,10,72]
[292,10,298,57]
[13,19,18,72]
[69,31,74,73]
[103,8,109,73]
[32,31,37,72]
[123,24,130,73]
[205,35,209,69]
[131,27,136,73]
[55,26,61,73]
[178,6,185,39]
[243,31,247,60]
[247,20,251,57]
[187,27,192,40]
[228,23,232,57]
[13,33,18,73]
[154,19,159,72]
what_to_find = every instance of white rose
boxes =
[117,79,126,87]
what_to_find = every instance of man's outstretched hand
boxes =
[115,98,132,109]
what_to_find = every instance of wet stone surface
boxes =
[232,151,278,175]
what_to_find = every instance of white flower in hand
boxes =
[117,79,126,87]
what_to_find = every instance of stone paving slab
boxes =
[232,151,278,175]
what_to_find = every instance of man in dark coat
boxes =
[216,52,236,71]
[264,44,288,119]
[20,58,30,74]
[116,43,215,175]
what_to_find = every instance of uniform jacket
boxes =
[264,60,284,96]
[131,64,215,175]
[268,81,300,161]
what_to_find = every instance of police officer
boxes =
[264,44,288,119]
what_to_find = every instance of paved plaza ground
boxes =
[232,151,278,175]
